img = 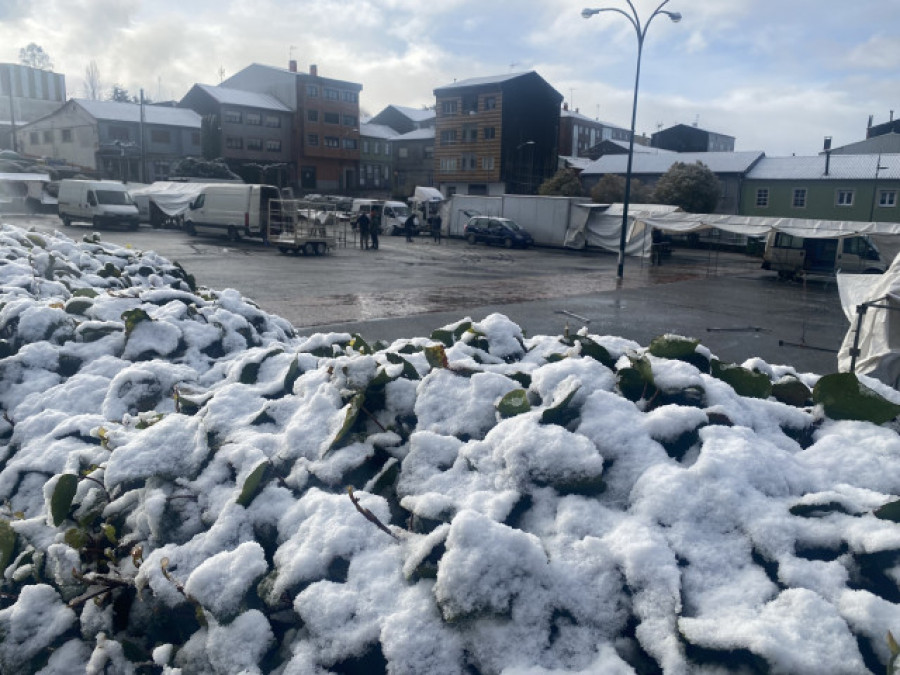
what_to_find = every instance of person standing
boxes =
[370,208,381,250]
[431,213,442,244]
[357,211,370,250]
[404,213,417,242]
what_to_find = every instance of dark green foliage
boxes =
[812,372,900,423]
[772,377,812,407]
[874,500,900,523]
[538,168,583,197]
[51,473,78,526]
[497,389,530,418]
[653,161,722,213]
[710,360,772,399]
[237,462,272,508]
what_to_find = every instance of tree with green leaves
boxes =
[19,43,53,70]
[200,115,222,160]
[537,168,584,197]
[109,84,133,103]
[590,173,652,204]
[653,161,721,213]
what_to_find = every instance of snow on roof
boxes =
[389,105,435,123]
[360,122,399,140]
[560,155,593,170]
[434,71,533,91]
[75,99,201,127]
[746,154,900,180]
[0,172,51,181]
[192,84,291,112]
[395,127,435,141]
[561,108,626,131]
[582,150,765,175]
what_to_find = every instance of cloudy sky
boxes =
[2,0,898,157]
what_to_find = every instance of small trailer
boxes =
[266,199,345,256]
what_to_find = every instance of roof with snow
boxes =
[74,99,201,128]
[395,128,435,141]
[385,105,435,123]
[561,109,627,131]
[435,72,532,91]
[188,84,291,112]
[745,154,900,181]
[582,150,765,176]
[360,122,399,140]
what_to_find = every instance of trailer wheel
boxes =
[227,226,241,242]
[303,243,315,256]
[314,242,326,256]
[184,221,196,236]
[277,246,289,254]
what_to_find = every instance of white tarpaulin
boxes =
[413,186,444,203]
[837,253,900,388]
[127,181,210,217]
[563,203,680,256]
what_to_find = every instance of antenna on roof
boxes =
[218,66,225,83]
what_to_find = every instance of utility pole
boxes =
[5,65,18,153]
[139,89,146,183]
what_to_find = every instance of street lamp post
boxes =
[582,1,681,280]
[869,153,889,222]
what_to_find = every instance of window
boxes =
[109,126,130,142]
[341,91,358,103]
[324,88,339,100]
[307,109,318,122]
[342,115,357,127]
[398,147,408,159]
[755,188,769,208]
[264,115,281,128]
[483,127,496,140]
[441,100,458,115]
[462,95,478,113]
[843,237,868,256]
[792,188,807,208]
[225,137,243,149]
[150,129,171,144]
[266,140,281,152]
[223,110,242,124]
[246,112,261,126]
[384,142,390,156]
[773,232,802,248]
[836,189,854,206]
[29,132,38,144]
[440,129,457,145]
[61,129,73,143]
[373,142,381,155]
[463,126,478,143]
[342,138,357,150]
[246,138,263,151]
[879,190,897,207]
[481,156,495,170]
[324,136,339,148]
[306,85,319,97]
[362,140,369,153]
[440,157,458,172]
[484,96,497,110]
[461,153,476,170]
[307,134,319,146]
[424,145,434,159]
[323,112,340,124]
[42,130,54,143]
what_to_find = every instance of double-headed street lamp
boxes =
[582,1,681,280]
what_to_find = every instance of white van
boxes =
[762,231,887,279]
[350,199,412,236]
[57,180,140,229]
[184,184,282,241]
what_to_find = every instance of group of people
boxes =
[355,209,443,249]
[355,210,380,250]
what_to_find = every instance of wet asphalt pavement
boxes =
[9,214,850,375]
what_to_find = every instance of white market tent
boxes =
[126,181,211,219]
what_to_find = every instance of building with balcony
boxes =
[433,71,562,196]
[222,62,362,193]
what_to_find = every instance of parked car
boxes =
[463,216,534,248]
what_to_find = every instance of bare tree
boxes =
[84,61,102,100]
[19,43,53,70]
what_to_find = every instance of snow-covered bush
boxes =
[1,223,899,674]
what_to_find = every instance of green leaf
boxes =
[386,352,420,380]
[452,321,473,340]
[648,335,700,360]
[540,384,581,427]
[64,527,89,550]
[72,288,99,298]
[772,377,812,407]
[237,461,271,508]
[424,344,448,369]
[121,308,151,337]
[283,356,301,393]
[239,361,261,384]
[617,355,658,402]
[431,328,454,347]
[711,360,772,399]
[874,499,900,523]
[497,389,531,418]
[327,391,366,454]
[51,474,79,526]
[64,298,93,315]
[812,372,900,423]
[0,519,16,572]
[351,333,372,354]
[575,335,614,368]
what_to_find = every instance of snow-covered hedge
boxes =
[1,223,899,674]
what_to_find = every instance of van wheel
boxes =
[504,237,514,249]
[61,216,71,227]
[184,222,196,236]
[227,226,241,242]
[467,233,477,245]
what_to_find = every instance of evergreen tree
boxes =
[537,168,584,197]
[653,161,721,213]
[590,173,652,204]
[19,43,53,70]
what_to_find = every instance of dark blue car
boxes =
[463,216,534,248]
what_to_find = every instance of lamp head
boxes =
[666,11,682,22]
[581,8,599,18]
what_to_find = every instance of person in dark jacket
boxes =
[404,214,417,242]
[370,209,380,250]
[357,212,370,250]
[430,214,442,243]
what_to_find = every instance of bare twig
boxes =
[348,487,399,541]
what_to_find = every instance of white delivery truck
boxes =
[762,231,887,279]
[57,180,140,229]
[184,184,282,241]
[350,198,413,236]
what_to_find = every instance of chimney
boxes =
[309,64,318,77]
[892,110,895,122]
[868,114,873,129]
[289,60,297,73]
[823,136,832,176]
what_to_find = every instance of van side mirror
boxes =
[87,192,97,206]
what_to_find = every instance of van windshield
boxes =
[96,190,134,206]
[389,205,410,218]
